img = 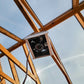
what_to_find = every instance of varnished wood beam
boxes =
[20,0,43,28]
[73,0,79,8]
[50,40,72,84]
[0,71,16,84]
[0,26,23,42]
[41,2,84,31]
[51,54,72,84]
[14,0,40,32]
[75,12,84,28]
[0,62,6,84]
[0,79,6,84]
[8,59,20,84]
[0,41,25,58]
[0,44,36,81]
[22,43,41,84]
[72,0,84,28]
[0,2,84,58]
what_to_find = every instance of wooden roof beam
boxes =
[73,0,79,8]
[0,26,23,42]
[20,0,43,28]
[0,2,84,58]
[8,59,20,84]
[0,44,36,81]
[14,0,40,32]
[0,42,24,58]
[0,0,41,58]
[72,0,84,28]
[0,71,16,84]
[0,61,6,84]
[41,2,84,31]
[75,12,84,28]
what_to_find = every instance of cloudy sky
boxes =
[0,0,84,84]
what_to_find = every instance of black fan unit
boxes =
[25,31,52,59]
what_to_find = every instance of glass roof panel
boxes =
[15,65,36,84]
[27,0,72,25]
[33,56,68,84]
[1,56,13,84]
[48,16,84,83]
[0,0,84,84]
[79,0,84,3]
[0,33,17,49]
[0,0,34,39]
[81,10,84,16]
[11,46,26,67]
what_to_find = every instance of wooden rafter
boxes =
[0,26,23,42]
[8,59,20,84]
[0,2,83,58]
[75,12,84,28]
[0,42,24,58]
[0,26,25,58]
[14,0,40,32]
[41,2,84,31]
[20,0,43,28]
[0,26,72,84]
[0,78,6,84]
[20,1,72,82]
[1,0,84,84]
[0,44,36,81]
[0,71,16,84]
[72,0,84,28]
[50,40,72,84]
[0,27,40,83]
[73,0,79,8]
[51,54,72,84]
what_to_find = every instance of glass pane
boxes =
[11,46,26,67]
[81,10,84,17]
[27,0,72,25]
[48,16,84,83]
[15,65,26,83]
[33,56,68,84]
[1,56,13,81]
[5,80,12,84]
[0,33,17,49]
[79,0,84,3]
[0,0,84,84]
[0,0,34,39]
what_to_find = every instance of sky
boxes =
[0,0,84,84]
